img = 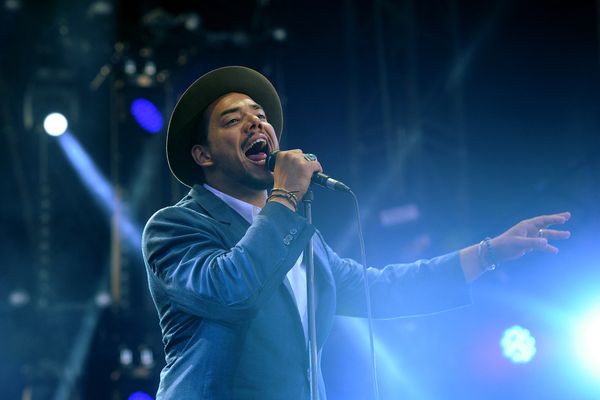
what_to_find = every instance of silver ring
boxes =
[538,229,544,238]
[304,153,317,161]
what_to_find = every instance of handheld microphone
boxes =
[267,151,351,193]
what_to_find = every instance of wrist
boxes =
[267,197,296,212]
[459,244,484,283]
[478,237,499,271]
[267,187,299,212]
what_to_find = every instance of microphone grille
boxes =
[267,151,279,172]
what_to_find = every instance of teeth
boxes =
[249,138,266,148]
[245,137,267,152]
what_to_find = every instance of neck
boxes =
[205,180,268,208]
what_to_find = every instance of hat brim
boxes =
[166,66,283,187]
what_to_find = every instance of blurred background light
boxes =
[88,1,113,17]
[336,318,429,399]
[140,346,155,367]
[124,59,137,75]
[575,305,600,377]
[501,325,536,364]
[4,0,21,11]
[130,98,163,134]
[127,391,153,400]
[8,289,30,307]
[183,13,201,31]
[120,347,133,366]
[379,203,420,227]
[143,61,156,76]
[272,27,287,42]
[94,291,111,307]
[43,112,68,136]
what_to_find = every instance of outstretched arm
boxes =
[459,211,571,282]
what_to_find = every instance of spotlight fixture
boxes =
[500,325,536,364]
[43,112,68,136]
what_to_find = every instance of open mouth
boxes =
[243,137,269,164]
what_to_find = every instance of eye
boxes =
[257,114,267,121]
[224,118,239,127]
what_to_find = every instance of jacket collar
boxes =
[189,184,251,241]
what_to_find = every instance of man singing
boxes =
[142,66,570,399]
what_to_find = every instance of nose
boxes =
[244,113,263,135]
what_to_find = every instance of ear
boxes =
[191,144,214,167]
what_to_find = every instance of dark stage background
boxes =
[1,1,599,399]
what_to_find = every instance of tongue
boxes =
[247,152,267,162]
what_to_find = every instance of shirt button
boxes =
[290,228,298,235]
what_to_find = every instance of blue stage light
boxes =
[500,325,536,364]
[575,305,600,377]
[130,98,163,134]
[127,392,153,400]
[338,318,429,399]
[57,132,142,249]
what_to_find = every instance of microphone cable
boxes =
[348,189,380,400]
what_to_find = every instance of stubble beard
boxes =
[209,152,274,194]
[242,171,274,191]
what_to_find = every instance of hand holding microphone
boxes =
[266,150,323,207]
[267,150,351,194]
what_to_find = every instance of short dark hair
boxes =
[193,107,211,146]
[189,107,213,183]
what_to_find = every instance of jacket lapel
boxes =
[189,185,251,244]
[189,184,304,328]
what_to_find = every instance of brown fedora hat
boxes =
[166,66,283,187]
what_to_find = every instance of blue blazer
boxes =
[142,185,470,399]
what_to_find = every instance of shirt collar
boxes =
[203,184,262,224]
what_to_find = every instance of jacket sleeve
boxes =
[315,233,471,318]
[142,201,315,323]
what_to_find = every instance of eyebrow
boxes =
[219,103,264,117]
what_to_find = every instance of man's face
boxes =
[196,92,279,191]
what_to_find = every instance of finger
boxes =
[515,237,549,250]
[303,153,318,161]
[536,243,560,255]
[530,212,571,228]
[539,229,571,240]
[313,160,323,173]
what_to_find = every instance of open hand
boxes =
[490,211,571,263]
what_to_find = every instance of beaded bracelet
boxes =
[478,237,498,271]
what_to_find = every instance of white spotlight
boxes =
[43,113,68,136]
[575,305,600,377]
